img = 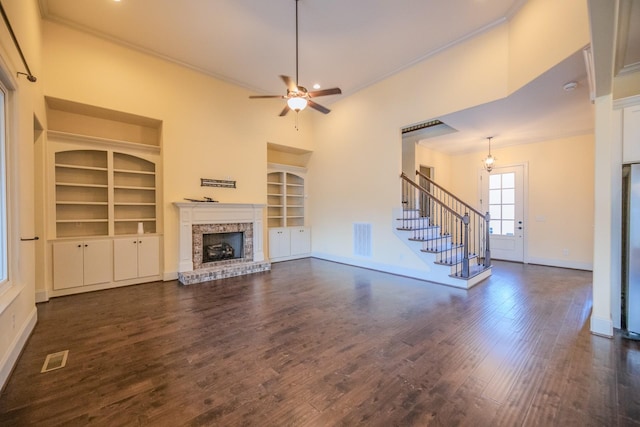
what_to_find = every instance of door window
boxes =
[489,172,515,236]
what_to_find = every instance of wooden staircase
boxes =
[395,172,492,289]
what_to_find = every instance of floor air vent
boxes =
[354,223,372,257]
[41,350,69,373]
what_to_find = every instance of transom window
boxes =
[489,172,515,236]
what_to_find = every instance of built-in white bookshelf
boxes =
[267,167,306,228]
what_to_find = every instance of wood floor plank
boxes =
[1,258,639,426]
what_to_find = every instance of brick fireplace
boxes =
[174,202,270,284]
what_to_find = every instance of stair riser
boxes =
[408,229,442,240]
[402,209,421,219]
[426,246,464,261]
[437,257,480,274]
[421,236,456,251]
[396,217,430,229]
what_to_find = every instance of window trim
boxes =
[0,57,16,300]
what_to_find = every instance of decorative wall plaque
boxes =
[201,178,236,188]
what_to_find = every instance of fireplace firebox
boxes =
[202,232,244,263]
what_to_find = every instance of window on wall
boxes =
[0,82,7,288]
[489,172,516,236]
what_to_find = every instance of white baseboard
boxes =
[35,289,48,303]
[163,271,178,281]
[526,257,593,271]
[590,314,614,337]
[0,307,37,391]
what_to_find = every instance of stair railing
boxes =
[415,170,491,268]
[401,173,470,277]
[400,173,491,278]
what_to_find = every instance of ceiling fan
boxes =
[249,0,342,116]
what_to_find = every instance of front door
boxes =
[481,165,525,262]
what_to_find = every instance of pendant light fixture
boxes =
[483,137,496,173]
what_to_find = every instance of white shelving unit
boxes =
[55,150,109,238]
[44,98,164,297]
[53,148,158,238]
[113,152,157,235]
[48,132,163,296]
[267,164,311,262]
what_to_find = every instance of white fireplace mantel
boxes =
[174,202,265,273]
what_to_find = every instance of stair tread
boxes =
[397,225,438,231]
[434,253,479,266]
[410,234,451,242]
[421,243,463,253]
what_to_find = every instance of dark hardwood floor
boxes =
[1,259,639,426]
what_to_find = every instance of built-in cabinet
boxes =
[46,98,163,296]
[113,236,160,281]
[53,239,112,290]
[49,139,162,293]
[267,164,311,262]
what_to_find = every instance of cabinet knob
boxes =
[84,244,88,247]
[77,244,82,248]
[133,241,137,244]
[138,240,142,244]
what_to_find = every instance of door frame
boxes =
[478,162,529,263]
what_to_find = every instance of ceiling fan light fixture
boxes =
[248,0,341,118]
[287,96,308,111]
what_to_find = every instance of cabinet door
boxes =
[138,236,160,278]
[269,228,291,259]
[290,227,311,255]
[113,238,139,281]
[53,241,84,290]
[83,240,113,286]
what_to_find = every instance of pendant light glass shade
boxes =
[484,137,496,172]
[287,96,308,111]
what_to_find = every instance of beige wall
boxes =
[309,0,590,274]
[41,21,315,280]
[508,0,590,92]
[415,144,453,190]
[0,0,45,388]
[449,134,595,269]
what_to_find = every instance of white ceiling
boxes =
[39,0,597,153]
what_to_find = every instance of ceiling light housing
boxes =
[287,96,307,111]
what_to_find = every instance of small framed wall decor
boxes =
[201,178,236,189]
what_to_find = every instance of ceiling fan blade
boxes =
[280,75,298,93]
[249,95,285,99]
[279,104,291,117]
[308,87,342,98]
[308,100,331,114]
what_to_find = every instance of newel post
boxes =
[484,211,491,267]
